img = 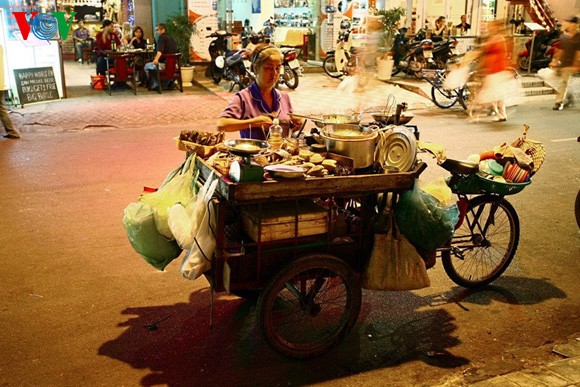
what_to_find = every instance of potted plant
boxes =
[166,12,195,87]
[374,7,405,80]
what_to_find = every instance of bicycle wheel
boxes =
[431,86,458,108]
[442,195,519,288]
[458,85,470,110]
[257,254,361,359]
[323,55,343,78]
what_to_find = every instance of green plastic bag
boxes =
[123,202,183,271]
[139,155,198,240]
[395,180,459,253]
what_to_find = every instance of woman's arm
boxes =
[217,115,274,133]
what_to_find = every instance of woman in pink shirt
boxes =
[218,44,302,139]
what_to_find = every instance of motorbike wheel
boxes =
[283,66,300,89]
[211,64,222,85]
[323,55,343,78]
[412,57,427,79]
[431,86,458,108]
[518,56,530,71]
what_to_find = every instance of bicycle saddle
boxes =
[440,158,479,175]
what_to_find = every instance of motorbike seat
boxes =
[440,158,479,175]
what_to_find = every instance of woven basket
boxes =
[511,125,545,175]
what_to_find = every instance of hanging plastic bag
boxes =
[362,211,430,291]
[180,176,219,280]
[167,171,216,250]
[443,65,469,90]
[139,155,197,240]
[123,202,183,271]
[395,180,459,253]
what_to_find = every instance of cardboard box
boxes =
[241,200,328,242]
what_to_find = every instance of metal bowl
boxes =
[314,114,361,128]
[322,124,376,140]
[371,112,414,125]
[224,138,270,156]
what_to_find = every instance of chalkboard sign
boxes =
[13,67,59,106]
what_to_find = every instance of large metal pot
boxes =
[320,127,378,169]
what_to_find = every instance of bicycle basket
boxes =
[422,69,445,86]
[448,174,531,196]
[511,125,545,175]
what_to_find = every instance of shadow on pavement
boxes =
[99,287,468,386]
[98,276,564,385]
[441,276,567,310]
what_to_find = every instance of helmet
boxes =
[340,19,351,29]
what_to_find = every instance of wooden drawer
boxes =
[241,200,328,242]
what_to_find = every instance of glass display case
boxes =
[274,0,314,28]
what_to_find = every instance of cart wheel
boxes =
[257,254,361,359]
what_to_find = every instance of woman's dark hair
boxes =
[102,20,112,28]
[132,26,144,37]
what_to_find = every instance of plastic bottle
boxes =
[268,118,283,150]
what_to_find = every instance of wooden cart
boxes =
[195,157,426,358]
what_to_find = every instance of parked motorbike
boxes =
[391,31,435,79]
[206,30,253,91]
[322,27,370,86]
[244,19,302,90]
[518,29,560,71]
[432,38,459,69]
[279,47,301,89]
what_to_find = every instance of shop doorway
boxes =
[152,0,184,27]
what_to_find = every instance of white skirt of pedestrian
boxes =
[476,71,515,104]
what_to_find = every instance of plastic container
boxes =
[267,119,283,150]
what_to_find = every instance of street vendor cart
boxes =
[193,155,427,359]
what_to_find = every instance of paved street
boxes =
[1,65,578,386]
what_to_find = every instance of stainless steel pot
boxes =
[320,130,378,169]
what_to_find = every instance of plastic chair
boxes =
[106,53,137,95]
[152,53,183,94]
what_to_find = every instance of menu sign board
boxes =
[13,67,59,106]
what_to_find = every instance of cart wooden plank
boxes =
[195,157,425,204]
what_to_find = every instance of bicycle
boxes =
[432,125,544,288]
[422,68,474,110]
[436,157,527,288]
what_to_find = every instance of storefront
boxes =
[0,0,138,105]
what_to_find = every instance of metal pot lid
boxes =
[381,128,417,172]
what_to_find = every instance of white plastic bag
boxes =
[443,66,469,90]
[537,67,559,89]
[180,176,219,280]
[168,171,216,250]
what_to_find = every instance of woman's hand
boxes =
[250,115,274,127]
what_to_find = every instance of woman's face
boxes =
[135,29,142,38]
[256,54,282,90]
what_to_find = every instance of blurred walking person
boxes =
[0,44,21,139]
[550,16,579,111]
[469,20,511,122]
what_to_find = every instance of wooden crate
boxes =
[241,200,328,242]
[175,138,216,158]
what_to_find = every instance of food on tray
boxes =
[179,130,225,146]
[306,165,327,177]
[310,153,324,164]
[322,159,337,172]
